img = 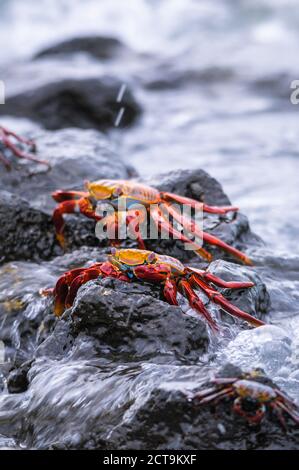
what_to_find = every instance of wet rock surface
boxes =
[108,364,299,450]
[0,75,141,132]
[0,190,57,263]
[38,277,209,364]
[0,232,278,450]
[34,36,128,61]
[0,190,103,264]
[2,357,297,449]
[0,248,105,366]
[0,128,130,210]
[7,360,32,394]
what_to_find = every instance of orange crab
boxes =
[193,371,299,428]
[44,248,264,331]
[52,179,252,265]
[0,126,49,169]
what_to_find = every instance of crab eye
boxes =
[111,247,117,256]
[147,252,156,263]
[113,186,122,197]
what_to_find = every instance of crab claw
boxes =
[52,268,87,316]
[48,260,130,317]
[53,276,71,317]
[133,263,172,283]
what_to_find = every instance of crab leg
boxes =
[163,278,178,305]
[193,386,219,399]
[211,377,238,385]
[126,211,147,250]
[196,387,234,404]
[275,401,299,424]
[162,192,239,214]
[179,279,219,331]
[134,231,146,250]
[0,151,11,169]
[188,267,254,289]
[0,126,36,148]
[270,403,287,430]
[202,232,253,266]
[53,197,97,248]
[53,200,81,248]
[275,390,299,410]
[151,206,213,261]
[164,203,252,266]
[191,275,265,327]
[52,190,89,203]
[0,128,50,168]
[198,271,254,289]
[96,209,147,249]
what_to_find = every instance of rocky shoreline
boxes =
[0,36,298,450]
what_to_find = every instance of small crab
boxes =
[52,179,252,265]
[193,372,299,428]
[0,125,49,170]
[44,248,264,331]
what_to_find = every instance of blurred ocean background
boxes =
[0,0,298,253]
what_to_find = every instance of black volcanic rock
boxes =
[38,277,209,363]
[10,361,296,449]
[0,190,107,263]
[0,128,130,210]
[0,191,57,263]
[0,77,141,132]
[7,360,32,394]
[145,168,232,207]
[34,36,128,61]
[108,364,299,450]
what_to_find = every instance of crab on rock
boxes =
[52,179,252,265]
[193,371,299,428]
[0,125,49,170]
[45,248,264,331]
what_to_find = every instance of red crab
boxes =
[193,372,299,428]
[52,179,252,265]
[44,248,264,331]
[0,125,49,169]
